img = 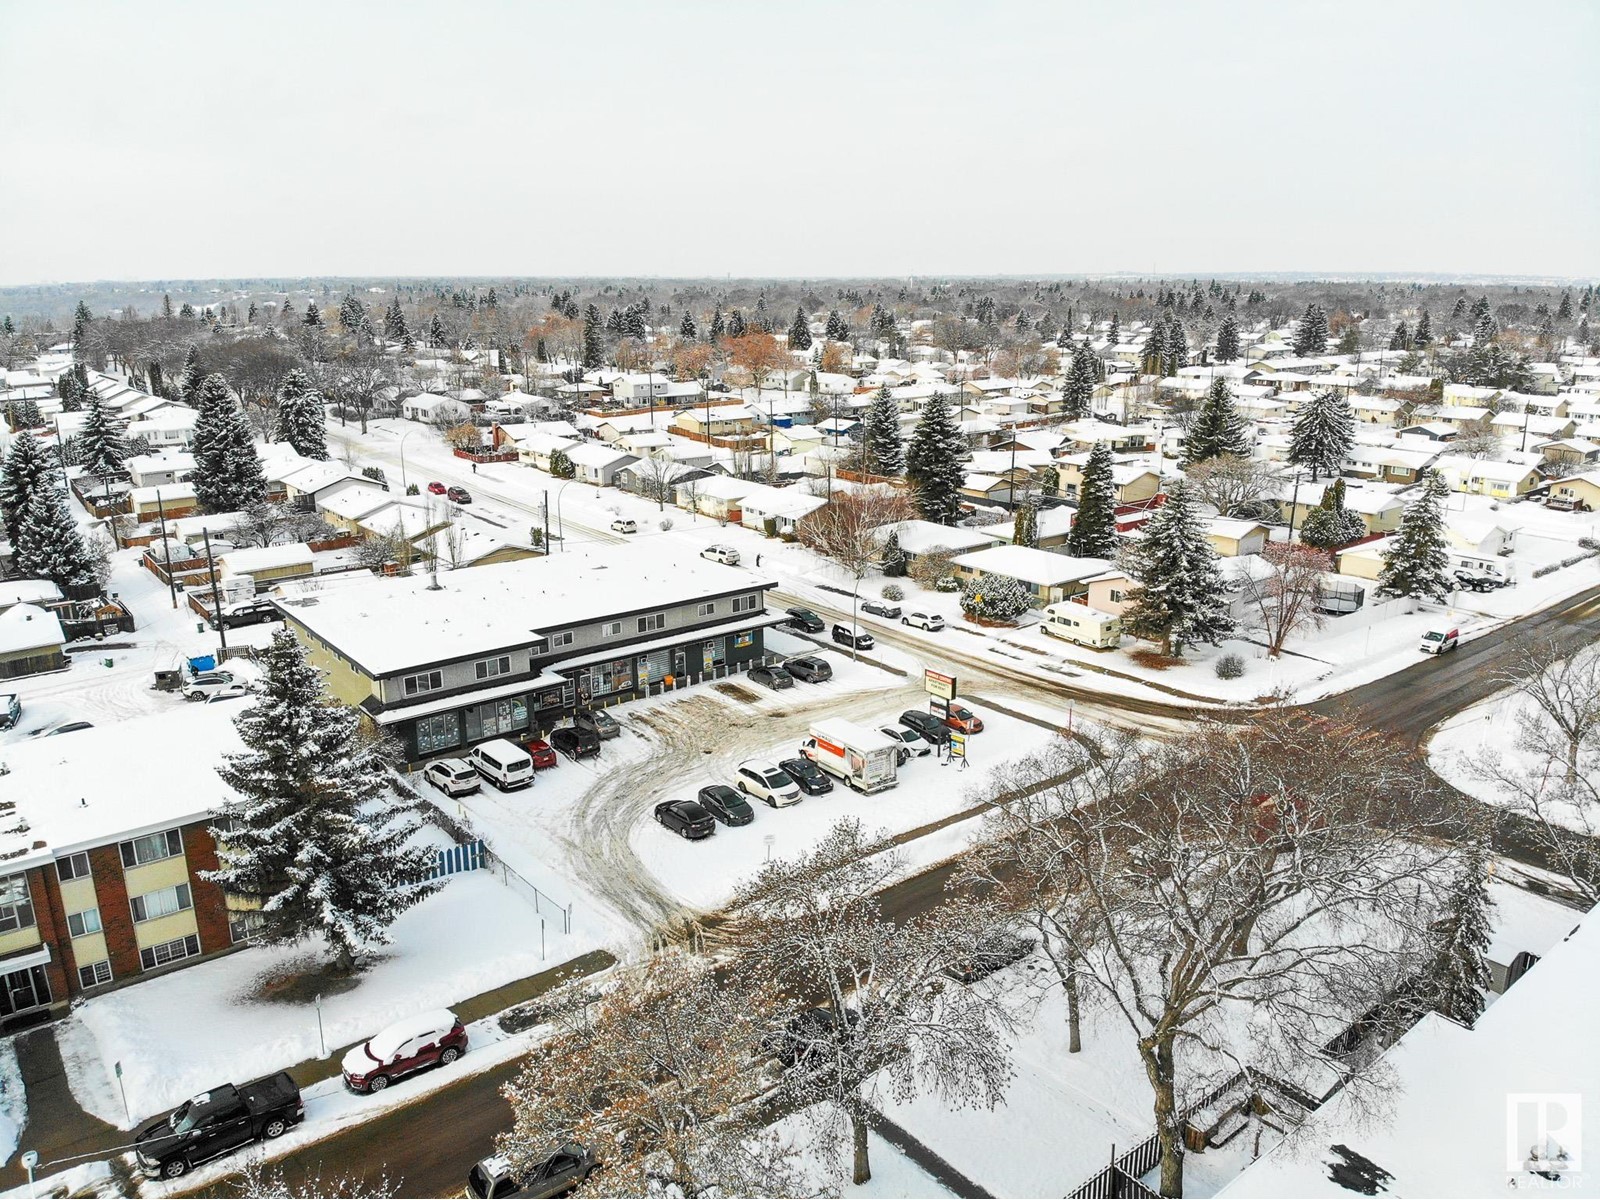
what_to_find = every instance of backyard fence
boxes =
[430,838,487,879]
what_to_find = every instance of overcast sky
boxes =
[2,0,1595,284]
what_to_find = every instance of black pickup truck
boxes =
[134,1072,304,1179]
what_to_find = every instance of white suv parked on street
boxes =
[700,544,740,565]
[901,610,945,631]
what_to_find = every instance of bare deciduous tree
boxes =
[1184,453,1282,518]
[795,488,916,656]
[1236,542,1331,657]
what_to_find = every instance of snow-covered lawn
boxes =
[60,871,579,1126]
[773,1106,955,1199]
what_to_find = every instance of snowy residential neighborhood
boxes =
[0,4,1597,1200]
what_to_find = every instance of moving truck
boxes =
[800,718,900,794]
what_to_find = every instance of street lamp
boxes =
[554,479,579,551]
[398,429,419,493]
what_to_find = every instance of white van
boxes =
[468,738,535,790]
[1041,601,1122,649]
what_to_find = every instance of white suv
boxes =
[423,757,481,797]
[700,544,740,565]
[735,760,802,807]
[611,518,638,534]
[902,609,945,631]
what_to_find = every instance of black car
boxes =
[778,756,834,795]
[217,600,282,630]
[899,709,951,746]
[134,1073,304,1180]
[1454,568,1506,593]
[785,607,825,633]
[697,784,755,826]
[550,726,600,760]
[749,664,796,691]
[832,624,874,650]
[468,1144,599,1199]
[861,599,901,619]
[655,799,715,840]
[784,655,832,683]
[764,1006,862,1070]
[943,933,1037,984]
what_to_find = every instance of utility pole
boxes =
[154,490,178,609]
[202,525,228,652]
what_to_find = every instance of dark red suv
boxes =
[341,1010,468,1093]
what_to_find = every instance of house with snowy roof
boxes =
[950,545,1115,606]
[0,603,66,678]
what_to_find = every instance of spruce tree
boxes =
[1214,315,1241,362]
[788,306,813,351]
[1184,379,1251,465]
[679,311,697,339]
[582,305,605,368]
[1298,478,1366,549]
[1,431,55,550]
[162,293,174,320]
[191,374,268,514]
[904,393,967,525]
[1413,309,1432,347]
[727,309,747,339]
[1376,470,1453,602]
[1119,480,1234,656]
[9,398,42,430]
[274,368,329,460]
[880,530,907,577]
[77,394,130,499]
[1063,346,1097,418]
[303,301,324,329]
[1557,291,1573,322]
[861,386,903,477]
[429,314,446,346]
[1389,321,1411,351]
[1288,388,1355,481]
[1106,313,1121,347]
[1066,441,1119,558]
[709,309,725,342]
[178,345,205,401]
[1425,844,1494,1027]
[1293,303,1329,356]
[208,629,441,972]
[1013,499,1038,548]
[71,300,93,350]
[826,309,849,341]
[14,484,95,591]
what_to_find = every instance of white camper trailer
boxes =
[1040,601,1122,649]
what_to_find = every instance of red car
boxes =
[426,481,447,495]
[943,703,985,734]
[525,737,558,769]
[341,1010,467,1094]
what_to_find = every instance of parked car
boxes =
[943,703,985,734]
[736,760,802,807]
[423,757,481,796]
[524,737,558,769]
[447,486,472,504]
[42,720,95,736]
[901,609,945,631]
[469,738,535,790]
[764,1006,861,1071]
[217,600,281,630]
[778,756,834,795]
[700,544,740,565]
[784,655,832,683]
[878,725,931,759]
[188,670,236,686]
[943,933,1037,984]
[467,1145,599,1200]
[1453,568,1506,592]
[0,694,19,731]
[573,708,620,740]
[749,664,796,691]
[134,1072,304,1180]
[427,481,447,495]
[785,607,825,633]
[656,798,716,840]
[899,710,951,746]
[1419,626,1460,655]
[341,1010,468,1094]
[861,599,901,619]
[611,518,638,534]
[551,726,601,760]
[697,784,755,826]
[832,624,874,650]
[186,681,250,703]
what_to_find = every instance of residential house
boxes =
[217,544,317,590]
[1056,458,1162,505]
[672,406,759,440]
[0,580,63,615]
[125,406,199,449]
[563,443,638,488]
[1343,444,1442,485]
[401,393,470,424]
[949,545,1115,606]
[130,483,199,522]
[1433,455,1543,499]
[1546,470,1600,511]
[276,544,782,764]
[1535,439,1600,471]
[1205,518,1271,557]
[1081,569,1136,616]
[125,452,196,489]
[1275,481,1404,536]
[676,473,753,522]
[736,484,829,536]
[0,604,66,678]
[977,505,1075,552]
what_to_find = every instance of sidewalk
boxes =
[0,948,615,1191]
[865,1106,994,1198]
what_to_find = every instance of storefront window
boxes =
[588,659,634,696]
[465,696,529,740]
[415,711,462,754]
[703,639,726,671]
[639,648,671,684]
[733,631,754,649]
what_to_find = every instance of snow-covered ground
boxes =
[60,870,583,1125]
[773,1106,955,1199]
[0,1040,23,1168]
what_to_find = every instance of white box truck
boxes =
[800,718,900,794]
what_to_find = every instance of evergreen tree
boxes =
[1377,470,1453,602]
[788,306,813,351]
[1066,441,1119,558]
[1293,303,1329,356]
[274,368,329,460]
[1298,477,1366,549]
[709,309,725,342]
[679,311,697,339]
[1106,313,1121,347]
[880,530,907,577]
[1184,379,1251,465]
[860,386,903,477]
[337,294,365,333]
[1472,309,1498,346]
[71,300,92,350]
[246,302,259,324]
[178,345,205,401]
[624,306,646,340]
[484,287,498,310]
[1215,314,1241,362]
[77,394,130,498]
[1013,499,1038,548]
[1119,480,1235,656]
[1288,388,1355,481]
[959,572,1031,623]
[1413,309,1432,347]
[14,483,95,591]
[550,449,575,480]
[754,295,769,332]
[1063,345,1097,418]
[207,629,441,972]
[191,374,268,513]
[56,370,84,412]
[904,393,967,524]
[1,431,54,549]
[1389,321,1411,351]
[726,309,746,338]
[161,293,174,320]
[582,305,605,368]
[1424,844,1494,1027]
[8,398,42,429]
[302,301,324,329]
[428,314,446,346]
[1557,291,1573,322]
[534,338,548,363]
[825,309,849,341]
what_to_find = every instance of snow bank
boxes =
[0,1038,23,1167]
